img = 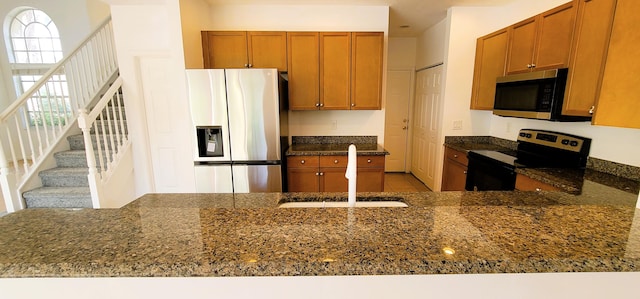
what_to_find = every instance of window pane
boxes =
[11,20,24,37]
[25,23,50,38]
[28,51,42,63]
[48,23,60,38]
[17,10,35,24]
[12,39,26,51]
[15,52,28,63]
[42,52,55,63]
[39,38,53,51]
[25,38,39,51]
[33,9,51,25]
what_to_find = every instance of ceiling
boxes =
[204,0,517,37]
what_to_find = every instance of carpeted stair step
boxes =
[67,134,119,151]
[54,150,108,168]
[39,167,89,187]
[91,119,128,134]
[23,187,92,208]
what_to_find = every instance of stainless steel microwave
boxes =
[493,68,590,121]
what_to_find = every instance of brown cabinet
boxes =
[470,28,509,110]
[563,0,617,117]
[287,32,320,110]
[288,31,384,111]
[441,148,468,191]
[515,174,560,191]
[320,32,352,110]
[351,32,384,110]
[506,1,577,74]
[593,0,640,129]
[287,155,384,192]
[202,31,287,70]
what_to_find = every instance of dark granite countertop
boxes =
[0,188,638,278]
[286,143,388,156]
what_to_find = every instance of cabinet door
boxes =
[321,168,349,192]
[356,168,384,192]
[534,1,576,71]
[320,32,351,110]
[351,32,383,110]
[287,167,320,192]
[470,28,509,110]
[247,31,287,71]
[593,0,640,129]
[563,0,616,117]
[441,158,468,191]
[201,31,248,69]
[506,17,537,74]
[287,32,320,110]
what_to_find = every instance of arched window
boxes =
[6,8,69,125]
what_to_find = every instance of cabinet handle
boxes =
[301,160,305,164]
[320,103,324,107]
[316,172,319,176]
[367,159,372,163]
[334,159,339,164]
[589,106,595,114]
[535,188,542,192]
[463,171,467,174]
[526,64,532,68]
[351,103,355,107]
[320,172,324,176]
[453,154,458,158]
[531,63,536,68]
[244,63,249,67]
[248,64,252,68]
[315,103,320,107]
[402,126,407,130]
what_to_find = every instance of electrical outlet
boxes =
[331,120,338,130]
[453,120,462,130]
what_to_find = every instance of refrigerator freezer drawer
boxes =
[232,164,282,193]
[194,165,233,193]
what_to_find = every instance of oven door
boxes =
[465,151,517,191]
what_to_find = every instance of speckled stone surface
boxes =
[287,136,388,156]
[0,187,638,278]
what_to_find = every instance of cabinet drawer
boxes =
[515,174,560,192]
[357,156,384,168]
[320,156,348,168]
[287,156,319,168]
[445,148,468,166]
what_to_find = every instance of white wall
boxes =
[204,4,390,144]
[179,0,211,69]
[0,0,109,111]
[108,0,196,195]
[415,19,446,69]
[388,37,417,70]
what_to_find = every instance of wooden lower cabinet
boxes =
[441,147,468,191]
[287,155,384,192]
[515,174,560,192]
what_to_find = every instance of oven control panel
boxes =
[517,129,589,153]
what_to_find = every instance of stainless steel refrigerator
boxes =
[186,69,288,193]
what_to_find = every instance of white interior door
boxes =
[411,65,442,189]
[384,70,413,172]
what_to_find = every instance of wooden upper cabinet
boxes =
[287,32,320,110]
[201,31,287,70]
[562,0,617,117]
[320,32,351,110]
[506,1,577,74]
[470,28,509,110]
[351,32,384,110]
[593,0,640,129]
[247,31,287,70]
[202,31,248,69]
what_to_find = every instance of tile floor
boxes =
[384,172,431,192]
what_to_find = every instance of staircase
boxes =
[22,103,126,208]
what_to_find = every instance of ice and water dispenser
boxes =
[196,126,223,157]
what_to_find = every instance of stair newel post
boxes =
[78,108,101,208]
[0,121,24,212]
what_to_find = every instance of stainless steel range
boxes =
[465,129,592,191]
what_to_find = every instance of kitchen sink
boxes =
[278,196,408,208]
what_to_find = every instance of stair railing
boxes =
[78,76,129,208]
[0,17,118,212]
